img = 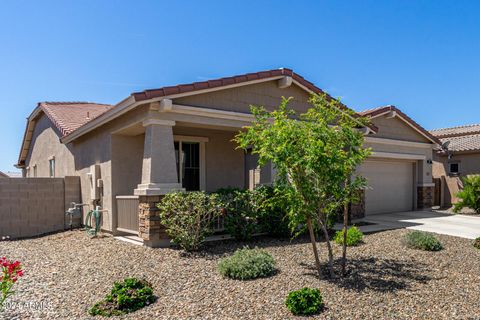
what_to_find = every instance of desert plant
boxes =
[473,237,480,249]
[89,278,155,317]
[285,287,324,316]
[453,175,480,214]
[0,257,24,310]
[405,231,443,251]
[334,226,364,246]
[218,247,276,280]
[157,191,222,251]
[235,94,371,278]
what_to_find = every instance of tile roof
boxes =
[429,124,480,138]
[430,124,480,152]
[39,102,113,136]
[437,134,480,152]
[359,105,441,145]
[131,68,324,101]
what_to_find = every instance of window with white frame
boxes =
[173,136,206,191]
[49,157,55,177]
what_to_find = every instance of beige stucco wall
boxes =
[25,113,75,178]
[175,81,312,113]
[433,152,480,205]
[70,105,150,232]
[370,116,430,143]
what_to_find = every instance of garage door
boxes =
[358,160,414,215]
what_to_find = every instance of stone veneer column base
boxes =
[138,195,170,248]
[417,186,434,210]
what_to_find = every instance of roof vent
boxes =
[86,112,90,120]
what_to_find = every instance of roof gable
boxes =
[360,106,440,145]
[17,102,113,167]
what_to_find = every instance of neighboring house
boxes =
[430,124,480,206]
[16,68,440,247]
[0,171,8,178]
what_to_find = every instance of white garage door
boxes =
[358,160,414,215]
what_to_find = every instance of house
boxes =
[16,68,440,247]
[0,171,8,178]
[431,124,480,206]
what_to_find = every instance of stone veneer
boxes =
[417,186,434,209]
[138,195,170,247]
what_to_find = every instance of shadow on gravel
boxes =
[302,257,433,293]
[179,235,314,260]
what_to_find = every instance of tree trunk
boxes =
[318,219,335,278]
[341,200,348,276]
[306,216,322,279]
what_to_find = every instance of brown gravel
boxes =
[1,229,480,319]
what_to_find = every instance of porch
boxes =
[110,103,271,246]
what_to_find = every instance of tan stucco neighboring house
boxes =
[16,68,440,247]
[431,124,480,206]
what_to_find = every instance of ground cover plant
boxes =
[473,237,480,249]
[218,247,276,280]
[285,287,324,316]
[405,231,443,251]
[334,226,364,246]
[89,278,155,317]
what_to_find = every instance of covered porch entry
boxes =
[111,102,268,246]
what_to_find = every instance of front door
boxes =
[175,141,200,191]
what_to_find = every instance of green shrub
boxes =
[453,175,480,214]
[89,278,155,317]
[285,288,324,316]
[255,185,292,238]
[405,231,443,251]
[473,237,480,249]
[217,188,259,241]
[333,226,364,246]
[157,191,222,251]
[218,247,276,280]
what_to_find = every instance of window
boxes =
[175,141,200,191]
[49,158,55,177]
[449,162,459,175]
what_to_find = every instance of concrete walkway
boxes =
[356,210,480,239]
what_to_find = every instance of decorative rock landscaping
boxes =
[1,228,480,319]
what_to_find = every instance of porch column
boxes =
[134,119,184,247]
[134,119,184,195]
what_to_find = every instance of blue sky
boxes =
[1,1,479,172]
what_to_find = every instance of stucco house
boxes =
[16,68,440,247]
[431,124,480,206]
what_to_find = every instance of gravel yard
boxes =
[1,229,480,320]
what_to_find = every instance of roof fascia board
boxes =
[370,151,426,160]
[365,136,433,149]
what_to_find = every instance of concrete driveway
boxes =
[358,211,480,239]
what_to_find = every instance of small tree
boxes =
[453,175,480,214]
[235,94,370,278]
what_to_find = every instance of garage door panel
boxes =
[358,160,414,215]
